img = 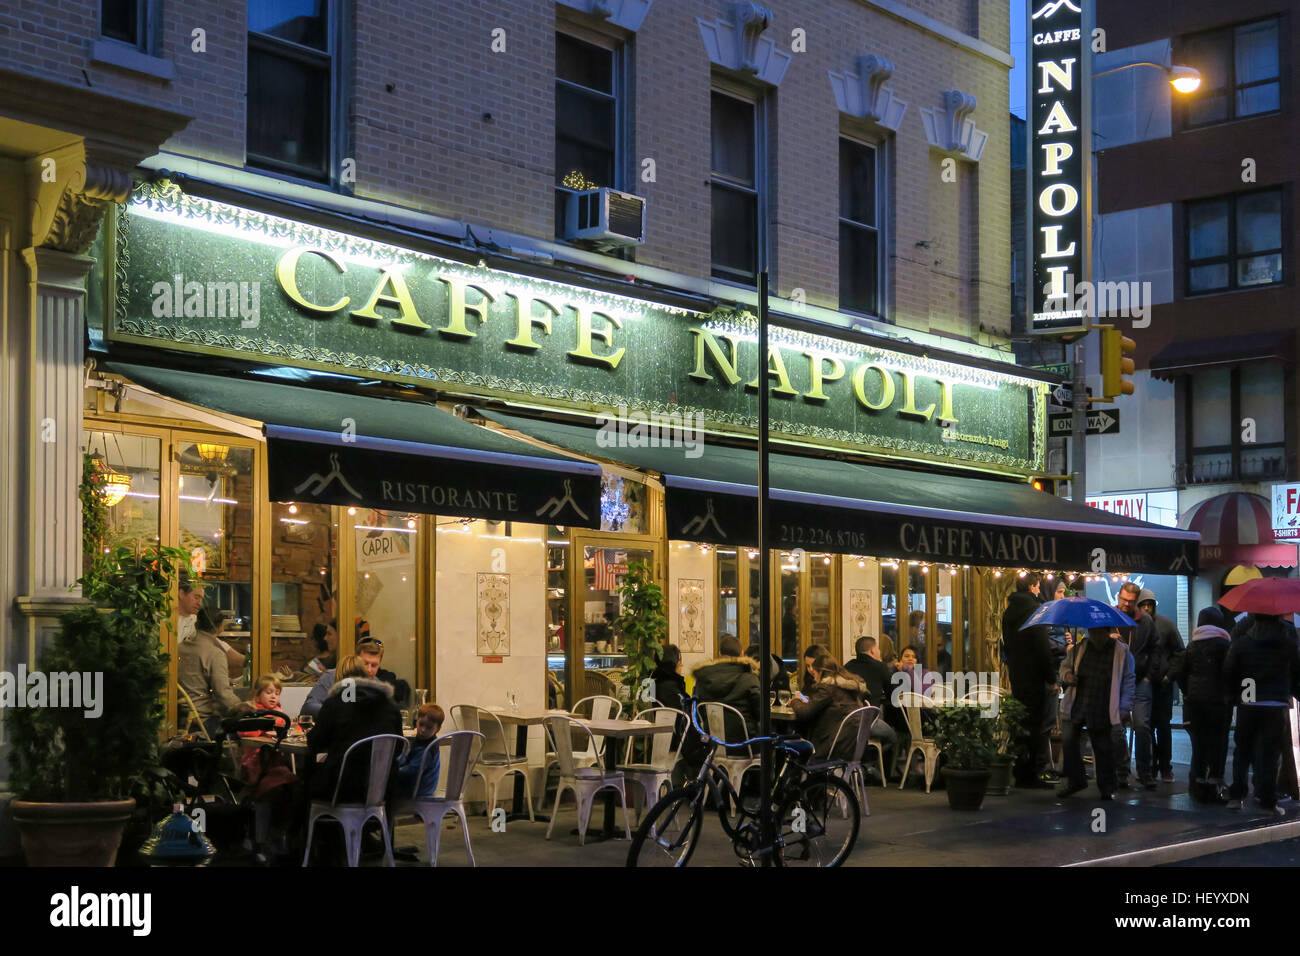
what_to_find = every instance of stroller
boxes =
[161,709,297,861]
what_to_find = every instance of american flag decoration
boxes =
[593,549,619,591]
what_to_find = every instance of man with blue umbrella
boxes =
[1023,597,1137,800]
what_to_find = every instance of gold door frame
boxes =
[565,528,663,710]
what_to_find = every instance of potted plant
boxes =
[986,693,1029,796]
[932,702,997,810]
[614,560,666,714]
[7,454,188,866]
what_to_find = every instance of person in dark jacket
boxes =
[1002,573,1056,788]
[800,644,831,695]
[1223,613,1300,813]
[844,637,899,773]
[1058,625,1134,800]
[651,644,688,710]
[745,644,790,697]
[792,653,867,761]
[678,636,762,783]
[305,655,404,804]
[1169,607,1232,803]
[1116,582,1162,788]
[1137,589,1185,783]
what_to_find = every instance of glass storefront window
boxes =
[905,563,928,663]
[546,525,568,708]
[270,500,336,684]
[85,430,161,556]
[880,562,899,660]
[580,543,655,697]
[180,441,255,690]
[354,508,417,707]
[936,567,955,673]
[747,549,762,646]
[717,549,739,643]
[809,553,833,650]
[779,551,801,668]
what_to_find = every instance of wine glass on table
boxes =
[776,690,791,708]
[298,713,314,736]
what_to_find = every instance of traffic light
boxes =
[1099,324,1136,400]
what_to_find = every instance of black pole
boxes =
[757,270,773,859]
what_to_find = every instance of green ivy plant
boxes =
[614,561,666,712]
[8,454,188,803]
[931,702,997,771]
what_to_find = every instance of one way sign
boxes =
[1048,409,1121,437]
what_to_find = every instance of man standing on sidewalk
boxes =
[1058,625,1136,800]
[1116,582,1163,789]
[1137,589,1185,783]
[1223,613,1300,814]
[1003,573,1057,788]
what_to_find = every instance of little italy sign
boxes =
[107,182,1048,475]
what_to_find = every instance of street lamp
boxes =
[1093,60,1201,93]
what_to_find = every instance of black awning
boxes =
[479,409,1200,575]
[1150,330,1293,380]
[103,362,601,527]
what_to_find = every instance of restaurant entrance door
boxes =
[561,530,663,710]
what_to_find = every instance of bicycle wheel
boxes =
[774,775,859,867]
[626,787,706,867]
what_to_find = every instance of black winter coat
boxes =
[845,653,890,707]
[1169,626,1231,704]
[1002,590,1054,698]
[651,663,688,710]
[1224,616,1300,706]
[1150,612,1185,684]
[1121,613,1163,684]
[306,677,403,802]
[791,673,867,761]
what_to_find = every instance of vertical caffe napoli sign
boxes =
[1027,0,1091,337]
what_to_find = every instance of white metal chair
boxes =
[897,692,940,793]
[828,705,884,816]
[617,707,688,823]
[453,706,535,821]
[544,715,632,845]
[702,702,760,790]
[541,695,617,805]
[301,733,408,867]
[392,730,484,866]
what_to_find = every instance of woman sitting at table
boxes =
[651,644,688,710]
[305,654,403,803]
[791,653,866,761]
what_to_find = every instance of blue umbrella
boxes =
[1020,596,1136,630]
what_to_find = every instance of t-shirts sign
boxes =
[1272,483,1300,539]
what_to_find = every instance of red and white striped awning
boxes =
[1179,492,1298,568]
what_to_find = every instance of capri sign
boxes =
[105,181,1049,476]
[1027,0,1091,337]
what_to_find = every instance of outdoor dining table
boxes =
[237,728,418,776]
[485,707,570,820]
[582,717,676,840]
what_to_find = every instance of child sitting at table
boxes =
[396,703,445,798]
[239,674,289,784]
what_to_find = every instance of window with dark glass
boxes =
[101,0,144,46]
[1181,18,1280,127]
[247,0,333,181]
[839,138,881,316]
[1186,188,1283,295]
[1182,365,1286,484]
[555,33,620,237]
[711,90,761,284]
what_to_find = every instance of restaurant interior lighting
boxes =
[858,560,866,568]
[823,556,831,565]
[348,507,357,516]
[93,457,132,507]
[288,503,298,514]
[195,442,228,463]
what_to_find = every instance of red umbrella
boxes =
[1219,577,1300,615]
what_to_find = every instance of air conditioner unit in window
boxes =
[562,187,646,247]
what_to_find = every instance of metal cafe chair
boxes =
[701,702,761,790]
[617,706,688,824]
[302,733,408,867]
[392,730,485,866]
[897,692,941,793]
[456,706,536,822]
[543,715,632,845]
[828,705,885,815]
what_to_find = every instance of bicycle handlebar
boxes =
[688,697,801,751]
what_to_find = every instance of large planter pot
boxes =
[11,799,135,867]
[943,769,991,811]
[986,755,1014,796]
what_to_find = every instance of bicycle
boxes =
[626,697,860,867]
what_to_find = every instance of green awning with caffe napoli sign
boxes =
[105,181,1049,477]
